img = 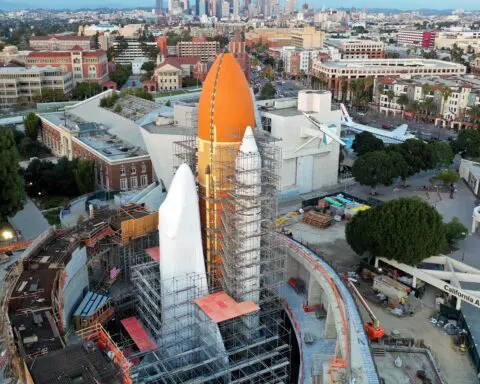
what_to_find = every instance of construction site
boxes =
[0,52,382,384]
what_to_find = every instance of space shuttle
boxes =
[340,104,416,144]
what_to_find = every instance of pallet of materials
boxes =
[302,211,331,228]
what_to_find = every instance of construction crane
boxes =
[348,278,385,341]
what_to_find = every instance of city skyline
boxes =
[1,0,480,11]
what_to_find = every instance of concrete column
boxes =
[456,297,462,310]
[325,303,337,339]
[286,253,298,280]
[412,275,417,289]
[374,257,379,268]
[307,274,323,306]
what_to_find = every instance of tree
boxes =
[351,132,384,156]
[0,126,25,219]
[436,169,460,185]
[467,105,480,129]
[346,198,446,265]
[391,139,436,182]
[397,93,409,112]
[385,90,395,107]
[141,61,156,72]
[24,112,40,141]
[258,82,276,100]
[352,150,402,194]
[74,160,95,195]
[451,129,480,158]
[429,141,454,168]
[93,31,100,49]
[443,217,468,246]
[109,64,132,88]
[73,82,102,100]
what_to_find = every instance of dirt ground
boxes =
[358,298,477,384]
[288,220,361,272]
[376,351,441,384]
[286,219,478,384]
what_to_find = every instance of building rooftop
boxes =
[319,58,465,69]
[0,66,67,75]
[29,343,122,384]
[30,35,92,41]
[39,111,148,161]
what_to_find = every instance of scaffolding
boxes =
[130,273,291,384]
[130,130,291,383]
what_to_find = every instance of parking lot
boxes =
[350,109,458,142]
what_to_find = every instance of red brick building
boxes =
[38,113,153,191]
[26,48,109,84]
[397,30,438,48]
[29,35,94,51]
[228,30,252,82]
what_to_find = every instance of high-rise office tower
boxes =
[285,0,295,13]
[155,0,162,14]
[233,0,240,20]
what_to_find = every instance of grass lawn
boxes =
[33,195,70,210]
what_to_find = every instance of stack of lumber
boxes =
[302,211,331,229]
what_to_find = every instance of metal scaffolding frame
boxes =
[128,129,292,384]
[129,273,291,384]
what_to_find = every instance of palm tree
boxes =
[364,76,374,98]
[386,90,395,107]
[441,87,452,115]
[397,93,409,114]
[422,83,433,97]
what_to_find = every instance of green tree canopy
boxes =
[352,150,407,193]
[73,82,102,100]
[24,112,40,142]
[141,61,156,72]
[429,141,454,168]
[389,139,436,181]
[109,64,132,88]
[451,129,480,159]
[74,160,95,195]
[443,217,468,245]
[351,132,384,156]
[346,197,446,265]
[258,82,276,100]
[0,126,25,219]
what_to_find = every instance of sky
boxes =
[2,0,480,10]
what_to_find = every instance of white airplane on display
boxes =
[340,104,416,144]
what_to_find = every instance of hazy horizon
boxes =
[1,0,480,11]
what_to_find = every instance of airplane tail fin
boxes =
[391,124,408,137]
[340,103,353,124]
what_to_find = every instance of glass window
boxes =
[120,178,128,190]
[131,165,137,175]
[120,166,126,176]
[130,176,138,189]
[141,174,148,187]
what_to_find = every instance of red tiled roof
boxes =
[27,51,72,58]
[30,35,92,41]
[71,45,83,51]
[83,50,106,57]
[26,49,105,59]
[175,56,201,65]
[157,57,182,69]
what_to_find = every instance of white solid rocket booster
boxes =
[234,126,262,305]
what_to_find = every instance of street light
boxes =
[2,230,13,240]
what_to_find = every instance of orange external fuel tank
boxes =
[197,52,256,283]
